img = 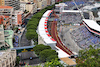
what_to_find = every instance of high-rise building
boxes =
[0,0,20,10]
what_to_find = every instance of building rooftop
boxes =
[0,6,13,9]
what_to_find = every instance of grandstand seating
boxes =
[64,0,89,10]
[70,26,100,49]
[61,12,82,24]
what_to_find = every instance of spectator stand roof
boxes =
[83,19,100,35]
[83,19,100,32]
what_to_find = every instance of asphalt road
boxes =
[20,51,42,65]
[20,14,33,47]
[19,14,42,66]
[20,30,31,47]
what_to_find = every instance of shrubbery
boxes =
[76,45,100,67]
[44,58,64,67]
[39,49,58,62]
[33,44,58,62]
[33,44,51,55]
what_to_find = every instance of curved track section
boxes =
[51,20,73,55]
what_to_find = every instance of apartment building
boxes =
[0,6,13,29]
[47,0,55,5]
[20,0,32,12]
[0,6,13,16]
[0,49,16,67]
[51,0,55,5]
[0,15,10,29]
[20,1,37,14]
[0,25,5,48]
[26,3,37,13]
[0,0,20,10]
[20,2,26,11]
[47,0,51,5]
[12,10,24,26]
[33,0,47,9]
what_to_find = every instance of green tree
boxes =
[44,58,64,67]
[39,9,47,13]
[46,55,58,62]
[26,26,36,30]
[25,64,43,67]
[33,13,43,19]
[39,49,58,62]
[33,44,51,55]
[25,30,37,40]
[76,46,100,67]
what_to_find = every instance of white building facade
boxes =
[0,49,16,67]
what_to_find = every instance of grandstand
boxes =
[61,10,82,24]
[58,10,100,50]
[64,0,89,10]
[56,0,100,50]
[69,25,100,49]
[54,1,100,51]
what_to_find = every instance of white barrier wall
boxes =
[38,10,57,49]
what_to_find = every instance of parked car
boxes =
[29,57,33,60]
